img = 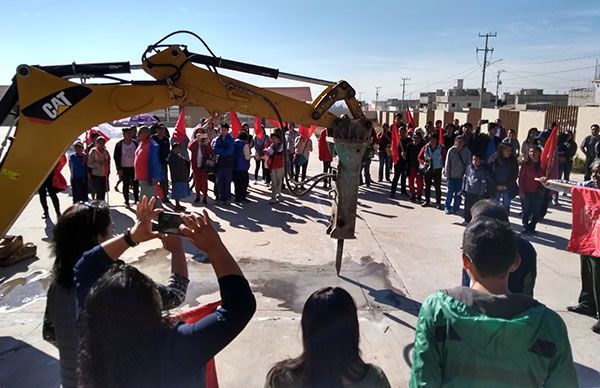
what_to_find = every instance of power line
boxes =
[502,53,600,65]
[502,65,596,81]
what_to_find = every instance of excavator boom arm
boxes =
[0,39,371,272]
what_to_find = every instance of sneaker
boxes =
[194,197,201,204]
[444,209,451,215]
[202,197,207,204]
[592,320,600,334]
[41,212,49,219]
[567,304,597,318]
[421,202,430,208]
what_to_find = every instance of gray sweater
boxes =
[444,146,472,179]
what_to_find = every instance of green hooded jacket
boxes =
[410,287,578,388]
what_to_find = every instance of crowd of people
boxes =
[36,113,600,387]
[369,115,598,236]
[42,194,587,387]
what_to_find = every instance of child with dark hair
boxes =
[461,154,491,223]
[518,146,546,235]
[410,218,577,387]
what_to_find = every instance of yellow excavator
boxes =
[0,31,372,274]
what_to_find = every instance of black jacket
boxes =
[113,139,138,171]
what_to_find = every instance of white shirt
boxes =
[121,141,136,168]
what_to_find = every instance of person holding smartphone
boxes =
[75,197,256,386]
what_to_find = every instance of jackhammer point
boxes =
[335,239,344,276]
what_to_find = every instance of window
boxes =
[467,103,472,107]
[451,103,456,107]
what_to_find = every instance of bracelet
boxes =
[123,229,138,247]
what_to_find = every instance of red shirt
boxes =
[518,161,544,195]
[134,139,150,181]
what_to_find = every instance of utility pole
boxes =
[495,69,505,108]
[374,86,382,111]
[400,77,410,111]
[476,32,497,108]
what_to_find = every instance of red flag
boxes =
[229,111,242,138]
[173,107,189,145]
[405,107,415,129]
[85,128,110,146]
[391,124,400,164]
[298,125,317,139]
[541,125,559,178]
[567,186,600,257]
[253,116,264,139]
[438,124,444,149]
[52,154,68,191]
[267,119,287,129]
[172,301,222,388]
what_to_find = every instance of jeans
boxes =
[91,175,107,201]
[424,168,442,204]
[360,160,372,186]
[378,151,391,181]
[522,191,542,231]
[121,167,139,204]
[494,190,512,215]
[322,161,332,187]
[254,158,266,181]
[293,159,309,181]
[463,192,483,223]
[71,176,88,203]
[233,170,249,201]
[445,178,463,212]
[217,167,233,201]
[391,161,407,196]
[461,269,471,287]
[585,157,595,180]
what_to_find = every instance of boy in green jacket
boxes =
[410,218,578,388]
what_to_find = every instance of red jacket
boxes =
[518,161,544,196]
[318,131,333,162]
[188,139,214,173]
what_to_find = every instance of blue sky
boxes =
[2,0,599,101]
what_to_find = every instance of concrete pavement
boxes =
[1,151,599,387]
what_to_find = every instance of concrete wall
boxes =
[418,112,428,127]
[576,107,600,158]
[481,108,499,122]
[453,112,468,125]
[434,110,445,123]
[517,111,546,144]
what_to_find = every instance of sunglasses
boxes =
[79,201,108,227]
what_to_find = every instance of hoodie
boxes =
[410,287,577,388]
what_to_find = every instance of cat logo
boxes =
[21,85,92,124]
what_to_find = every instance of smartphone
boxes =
[154,211,184,235]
